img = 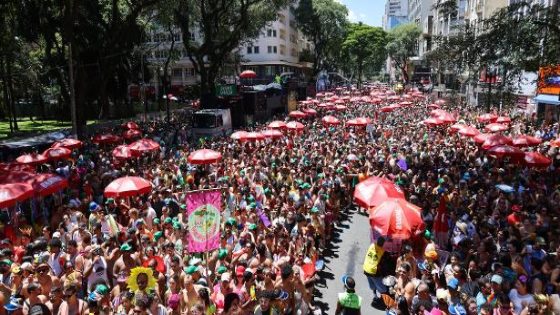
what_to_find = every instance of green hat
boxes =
[180,204,186,210]
[248,196,255,202]
[248,223,257,231]
[172,222,181,230]
[104,198,115,205]
[424,230,433,240]
[301,183,311,189]
[95,284,109,296]
[120,243,132,252]
[217,249,228,260]
[216,266,227,274]
[164,217,173,224]
[310,207,320,214]
[184,265,199,275]
[438,178,445,184]
[153,231,163,242]
[226,218,237,226]
[248,202,257,209]
[153,218,160,225]
[0,259,12,266]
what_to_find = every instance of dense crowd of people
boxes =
[0,85,559,315]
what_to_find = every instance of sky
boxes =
[335,0,385,27]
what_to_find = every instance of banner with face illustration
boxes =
[186,190,221,252]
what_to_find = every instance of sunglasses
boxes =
[36,268,49,273]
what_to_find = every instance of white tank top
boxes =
[87,257,109,292]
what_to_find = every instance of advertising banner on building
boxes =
[538,66,560,95]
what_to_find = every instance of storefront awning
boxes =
[534,94,560,105]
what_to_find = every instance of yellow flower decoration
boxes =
[126,267,157,292]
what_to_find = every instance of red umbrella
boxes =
[104,176,152,198]
[93,134,122,144]
[478,113,498,123]
[268,121,287,129]
[123,129,142,140]
[334,105,347,111]
[26,173,68,197]
[485,123,509,133]
[551,139,560,148]
[354,176,405,208]
[430,109,448,117]
[495,116,511,124]
[303,108,317,116]
[435,99,446,105]
[449,123,467,133]
[239,70,257,79]
[458,126,480,137]
[481,134,513,149]
[124,121,140,130]
[231,131,249,141]
[423,118,444,127]
[289,111,307,119]
[43,147,72,161]
[369,198,423,239]
[427,104,440,109]
[52,139,83,150]
[388,95,400,101]
[188,149,222,165]
[346,117,371,127]
[400,101,413,107]
[487,145,524,159]
[473,133,491,144]
[322,115,340,126]
[0,163,35,173]
[380,105,396,112]
[16,153,48,165]
[245,132,265,142]
[112,145,139,160]
[0,183,34,208]
[261,129,284,139]
[286,121,305,132]
[335,99,345,105]
[523,152,552,168]
[129,139,160,153]
[437,112,457,124]
[512,135,542,147]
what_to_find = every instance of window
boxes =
[172,69,183,79]
[253,46,259,54]
[247,46,253,54]
[273,30,277,37]
[173,32,181,42]
[267,29,273,37]
[268,46,272,53]
[273,46,277,53]
[265,66,274,76]
[190,32,196,41]
[186,68,195,77]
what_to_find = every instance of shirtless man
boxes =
[275,265,310,314]
[23,282,48,314]
[34,263,55,297]
[112,243,141,281]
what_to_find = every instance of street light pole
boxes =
[160,67,170,123]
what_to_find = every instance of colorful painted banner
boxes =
[256,202,271,228]
[186,190,222,253]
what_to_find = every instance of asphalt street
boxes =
[314,207,386,315]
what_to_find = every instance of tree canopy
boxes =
[342,23,387,87]
[295,0,348,74]
[386,23,422,83]
[173,0,290,108]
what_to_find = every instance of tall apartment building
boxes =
[239,7,313,82]
[383,0,409,31]
[408,0,435,62]
[432,0,468,39]
[464,0,508,35]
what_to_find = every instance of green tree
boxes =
[386,23,421,83]
[173,0,290,108]
[295,0,348,74]
[17,0,158,137]
[342,23,387,88]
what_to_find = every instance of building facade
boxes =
[238,7,313,83]
[383,0,409,31]
[140,6,312,98]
